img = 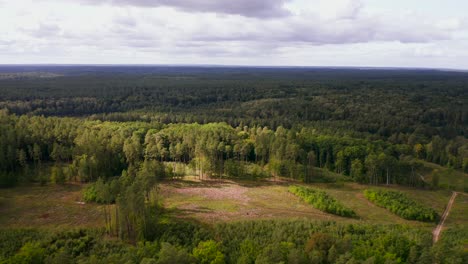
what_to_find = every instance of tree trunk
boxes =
[386,168,389,185]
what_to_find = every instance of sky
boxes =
[0,0,467,69]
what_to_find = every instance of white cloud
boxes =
[59,0,292,18]
[0,0,467,68]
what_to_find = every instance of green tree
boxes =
[124,133,143,167]
[193,240,225,264]
[50,165,66,184]
[350,159,364,183]
[157,243,195,264]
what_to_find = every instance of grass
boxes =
[0,184,104,229]
[0,179,462,232]
[160,179,454,229]
[416,159,468,192]
[445,193,468,228]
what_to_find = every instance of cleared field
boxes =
[0,184,104,228]
[0,179,460,231]
[161,179,452,229]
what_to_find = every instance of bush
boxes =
[363,189,439,222]
[289,186,356,217]
[157,243,195,264]
[82,184,97,203]
[82,178,120,204]
[192,240,225,264]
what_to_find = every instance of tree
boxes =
[123,133,143,167]
[414,144,425,159]
[305,151,316,183]
[365,154,379,185]
[50,165,66,184]
[32,143,42,168]
[157,243,195,264]
[8,242,46,264]
[193,240,225,264]
[378,153,397,185]
[350,159,365,183]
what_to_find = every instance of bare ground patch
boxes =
[162,182,352,224]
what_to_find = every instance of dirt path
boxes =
[433,191,458,243]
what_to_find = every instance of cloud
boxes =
[74,0,292,18]
[113,14,137,28]
[1,0,467,68]
[26,23,61,38]
[186,13,451,46]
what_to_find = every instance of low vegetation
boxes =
[364,189,439,222]
[289,185,356,217]
[0,220,454,264]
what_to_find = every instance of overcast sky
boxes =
[1,0,467,68]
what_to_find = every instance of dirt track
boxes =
[433,191,458,243]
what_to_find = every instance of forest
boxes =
[0,66,467,263]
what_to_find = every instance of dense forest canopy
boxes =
[0,66,466,139]
[0,66,467,263]
[0,66,468,185]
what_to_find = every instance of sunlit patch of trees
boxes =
[1,110,448,188]
[364,189,439,222]
[289,185,356,217]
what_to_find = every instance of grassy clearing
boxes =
[417,160,468,192]
[445,193,468,228]
[161,180,339,223]
[160,179,453,229]
[0,179,461,231]
[0,184,104,228]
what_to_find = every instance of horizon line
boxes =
[0,64,467,72]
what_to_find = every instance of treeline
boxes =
[364,189,439,222]
[289,186,356,217]
[0,67,466,170]
[1,110,463,188]
[3,220,465,264]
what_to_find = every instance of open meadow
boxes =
[1,179,459,231]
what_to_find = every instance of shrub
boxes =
[82,184,97,203]
[289,186,356,217]
[193,240,225,264]
[363,189,439,222]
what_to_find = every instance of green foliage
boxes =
[157,243,195,264]
[289,185,356,217]
[0,229,44,260]
[82,184,98,203]
[3,242,46,264]
[432,227,468,264]
[0,68,466,262]
[50,165,66,184]
[0,108,463,188]
[364,189,439,222]
[0,219,456,264]
[192,240,225,264]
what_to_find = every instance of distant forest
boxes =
[0,66,466,188]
